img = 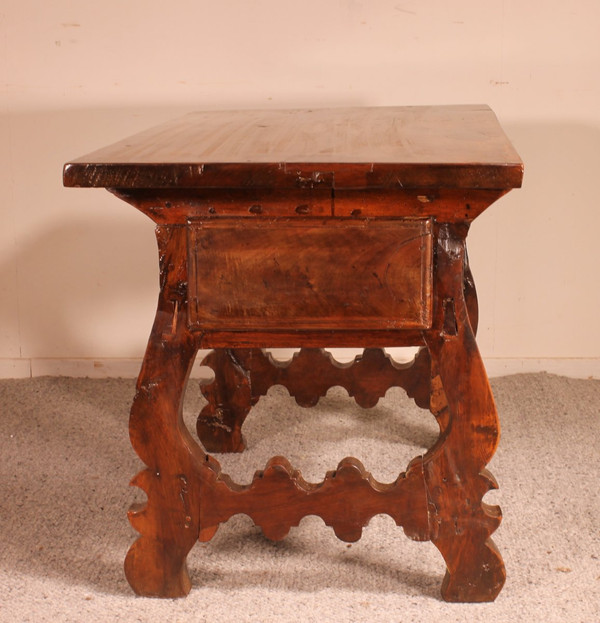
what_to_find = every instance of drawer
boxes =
[187,218,432,331]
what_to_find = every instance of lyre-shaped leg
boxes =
[423,223,505,602]
[125,226,204,597]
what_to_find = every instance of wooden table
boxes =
[64,105,523,602]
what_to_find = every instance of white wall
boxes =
[1,0,599,378]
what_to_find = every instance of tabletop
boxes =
[63,105,523,191]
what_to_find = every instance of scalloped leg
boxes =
[424,336,505,601]
[125,462,201,597]
[126,338,202,596]
[124,225,205,597]
[423,223,505,602]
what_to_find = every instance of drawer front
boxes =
[187,218,432,331]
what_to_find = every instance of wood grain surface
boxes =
[63,105,523,190]
[187,217,432,331]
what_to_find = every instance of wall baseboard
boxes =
[1,352,599,380]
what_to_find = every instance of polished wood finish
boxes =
[63,105,522,190]
[187,218,433,331]
[110,187,508,224]
[199,455,430,544]
[64,105,522,602]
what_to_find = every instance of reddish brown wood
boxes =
[198,455,430,544]
[463,254,479,335]
[124,225,202,597]
[192,250,476,350]
[422,223,505,602]
[63,105,522,602]
[196,328,427,349]
[245,348,432,409]
[63,105,523,190]
[187,218,433,331]
[333,188,508,223]
[110,187,507,225]
[111,188,334,223]
[196,347,432,454]
[196,349,256,453]
[202,347,431,412]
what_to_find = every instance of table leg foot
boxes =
[127,344,203,597]
[125,536,192,598]
[436,531,505,602]
[424,354,505,601]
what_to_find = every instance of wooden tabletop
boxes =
[63,105,523,190]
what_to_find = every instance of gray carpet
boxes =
[0,373,599,622]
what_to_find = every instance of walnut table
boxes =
[64,105,523,601]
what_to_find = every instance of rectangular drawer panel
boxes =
[187,218,432,331]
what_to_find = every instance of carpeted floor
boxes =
[0,373,598,622]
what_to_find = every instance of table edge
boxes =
[63,161,524,190]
